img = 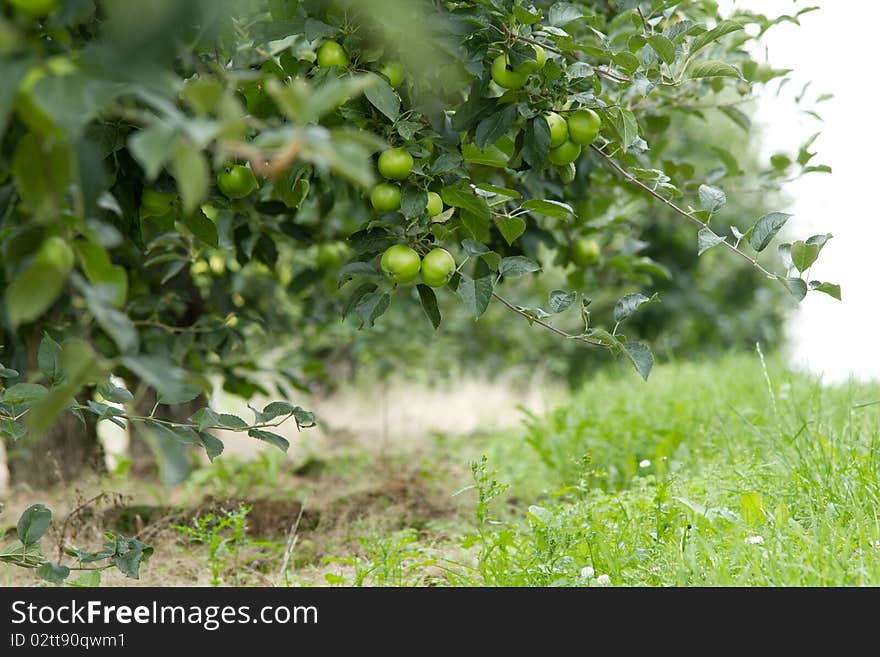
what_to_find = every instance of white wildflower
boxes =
[639,459,650,468]
[596,574,611,586]
[744,535,764,545]
[580,566,595,578]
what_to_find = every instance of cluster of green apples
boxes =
[317,40,404,88]
[380,244,456,288]
[544,108,602,167]
[369,148,445,221]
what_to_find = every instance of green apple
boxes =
[572,238,601,267]
[217,165,258,199]
[491,54,529,89]
[548,140,582,166]
[379,62,404,88]
[316,41,349,68]
[426,192,444,217]
[370,183,401,212]
[420,248,456,288]
[545,112,569,149]
[381,244,421,284]
[378,148,413,180]
[568,109,602,146]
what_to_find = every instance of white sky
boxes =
[723,0,880,383]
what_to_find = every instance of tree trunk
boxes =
[128,387,207,481]
[6,404,104,488]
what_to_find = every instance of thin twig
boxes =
[491,293,605,348]
[57,494,106,562]
[589,145,777,279]
[277,499,308,587]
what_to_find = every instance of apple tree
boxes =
[0,0,835,581]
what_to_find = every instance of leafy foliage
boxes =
[0,0,837,561]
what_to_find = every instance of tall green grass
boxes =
[468,352,880,586]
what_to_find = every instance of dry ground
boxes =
[0,375,560,586]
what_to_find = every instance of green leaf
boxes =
[457,275,493,319]
[400,187,427,217]
[172,141,209,214]
[514,5,542,24]
[76,279,139,354]
[122,356,200,405]
[249,428,290,452]
[5,256,70,327]
[648,34,676,64]
[623,342,654,381]
[690,20,744,55]
[354,292,390,329]
[0,419,26,442]
[498,256,541,278]
[37,562,70,584]
[363,73,400,121]
[719,105,751,132]
[494,215,526,245]
[521,199,575,220]
[144,420,200,446]
[461,239,489,256]
[417,284,441,330]
[68,570,102,587]
[475,104,517,150]
[614,293,659,323]
[522,115,551,168]
[698,184,726,214]
[30,72,122,137]
[475,184,521,201]
[1,383,48,406]
[0,365,19,378]
[38,333,63,385]
[217,413,249,430]
[461,139,512,168]
[17,504,52,546]
[806,233,833,249]
[441,182,491,222]
[613,108,639,149]
[338,261,382,288]
[549,2,582,25]
[750,212,792,252]
[809,281,841,301]
[697,227,727,255]
[74,240,128,308]
[549,290,577,314]
[97,381,133,404]
[790,240,820,273]
[189,407,221,430]
[0,57,35,137]
[109,536,152,580]
[0,539,44,566]
[182,209,219,248]
[129,122,177,181]
[687,60,742,80]
[12,133,73,221]
[197,431,225,462]
[780,276,808,302]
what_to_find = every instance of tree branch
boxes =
[589,145,778,279]
[491,293,605,348]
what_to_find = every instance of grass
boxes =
[3,352,880,586]
[471,352,880,586]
